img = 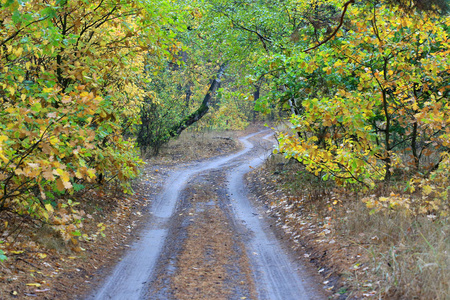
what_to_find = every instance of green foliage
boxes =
[202,0,450,215]
[137,99,185,155]
[3,0,446,234]
[0,251,6,262]
[0,0,177,230]
[266,4,450,189]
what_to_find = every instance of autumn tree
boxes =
[199,0,449,214]
[0,0,176,233]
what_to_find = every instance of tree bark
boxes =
[169,62,227,137]
[253,85,260,122]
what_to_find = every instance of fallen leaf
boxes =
[26,283,41,287]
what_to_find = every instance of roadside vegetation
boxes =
[250,150,450,299]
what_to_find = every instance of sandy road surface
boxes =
[89,130,325,300]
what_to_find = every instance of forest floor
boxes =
[2,125,442,300]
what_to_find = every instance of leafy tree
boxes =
[0,0,176,229]
[273,3,449,186]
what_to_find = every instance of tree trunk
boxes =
[253,85,260,122]
[169,62,227,137]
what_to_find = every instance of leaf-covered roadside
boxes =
[248,155,450,299]
[0,185,151,299]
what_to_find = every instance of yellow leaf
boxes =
[26,283,41,287]
[37,253,47,259]
[334,60,343,67]
[45,204,54,213]
[0,152,8,163]
[50,136,59,145]
[56,168,70,182]
[61,95,71,104]
[423,185,433,195]
[15,47,23,57]
[87,168,96,179]
[10,250,24,254]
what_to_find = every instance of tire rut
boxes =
[147,173,256,300]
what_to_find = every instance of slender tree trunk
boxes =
[253,85,260,122]
[411,121,419,170]
[381,57,392,182]
[382,89,391,182]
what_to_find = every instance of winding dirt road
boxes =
[89,130,325,300]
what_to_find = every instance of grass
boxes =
[33,224,69,254]
[148,130,241,164]
[260,153,450,299]
[337,201,450,299]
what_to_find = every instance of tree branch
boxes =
[304,0,354,53]
[169,63,228,137]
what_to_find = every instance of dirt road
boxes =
[89,130,325,300]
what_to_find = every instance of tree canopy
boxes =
[1,0,449,241]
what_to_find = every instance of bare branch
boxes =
[304,0,354,53]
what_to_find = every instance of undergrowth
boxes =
[262,153,450,299]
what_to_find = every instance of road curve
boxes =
[227,132,315,299]
[88,130,322,300]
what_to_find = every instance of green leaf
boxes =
[0,250,7,262]
[71,230,82,237]
[73,183,85,192]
